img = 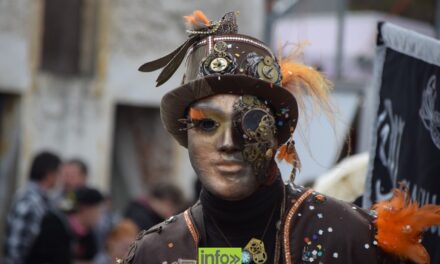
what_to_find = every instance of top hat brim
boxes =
[160,74,298,148]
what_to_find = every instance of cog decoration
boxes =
[245,52,281,85]
[233,95,277,179]
[244,238,268,264]
[199,41,237,76]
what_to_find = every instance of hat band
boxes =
[187,35,274,58]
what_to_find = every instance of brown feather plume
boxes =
[373,188,440,264]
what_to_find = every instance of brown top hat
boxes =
[139,11,298,148]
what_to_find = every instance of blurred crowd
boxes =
[3,151,187,264]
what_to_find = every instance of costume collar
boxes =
[200,176,283,232]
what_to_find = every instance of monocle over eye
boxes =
[241,109,270,135]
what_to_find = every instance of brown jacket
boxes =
[123,183,403,264]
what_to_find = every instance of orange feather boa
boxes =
[373,189,440,264]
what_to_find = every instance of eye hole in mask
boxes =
[195,118,220,132]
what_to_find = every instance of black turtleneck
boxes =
[199,177,283,263]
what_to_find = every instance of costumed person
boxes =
[122,11,440,264]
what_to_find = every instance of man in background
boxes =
[3,151,62,264]
[62,159,88,192]
[26,186,106,264]
[58,159,89,211]
[60,160,115,261]
[124,183,184,231]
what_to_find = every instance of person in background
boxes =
[94,196,117,258]
[58,159,89,211]
[25,205,72,264]
[124,182,184,231]
[62,159,88,191]
[93,219,139,264]
[68,186,105,263]
[3,151,62,264]
[59,158,113,258]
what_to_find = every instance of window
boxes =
[41,0,97,75]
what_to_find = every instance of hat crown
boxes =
[183,34,282,87]
[182,11,281,86]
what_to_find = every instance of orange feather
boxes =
[373,189,440,264]
[276,143,295,163]
[189,108,205,121]
[183,10,210,30]
[277,46,335,152]
[276,142,300,169]
[279,60,333,116]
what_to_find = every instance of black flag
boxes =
[364,22,440,263]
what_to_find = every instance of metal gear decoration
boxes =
[209,57,229,72]
[233,95,277,178]
[245,52,281,85]
[243,145,259,162]
[199,41,237,76]
[257,56,280,84]
[244,238,268,264]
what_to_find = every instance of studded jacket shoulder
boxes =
[122,183,405,264]
[121,209,199,264]
[284,183,404,263]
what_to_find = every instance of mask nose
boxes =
[218,121,241,153]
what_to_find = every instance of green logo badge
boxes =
[198,247,242,264]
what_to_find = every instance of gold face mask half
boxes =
[233,95,277,181]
